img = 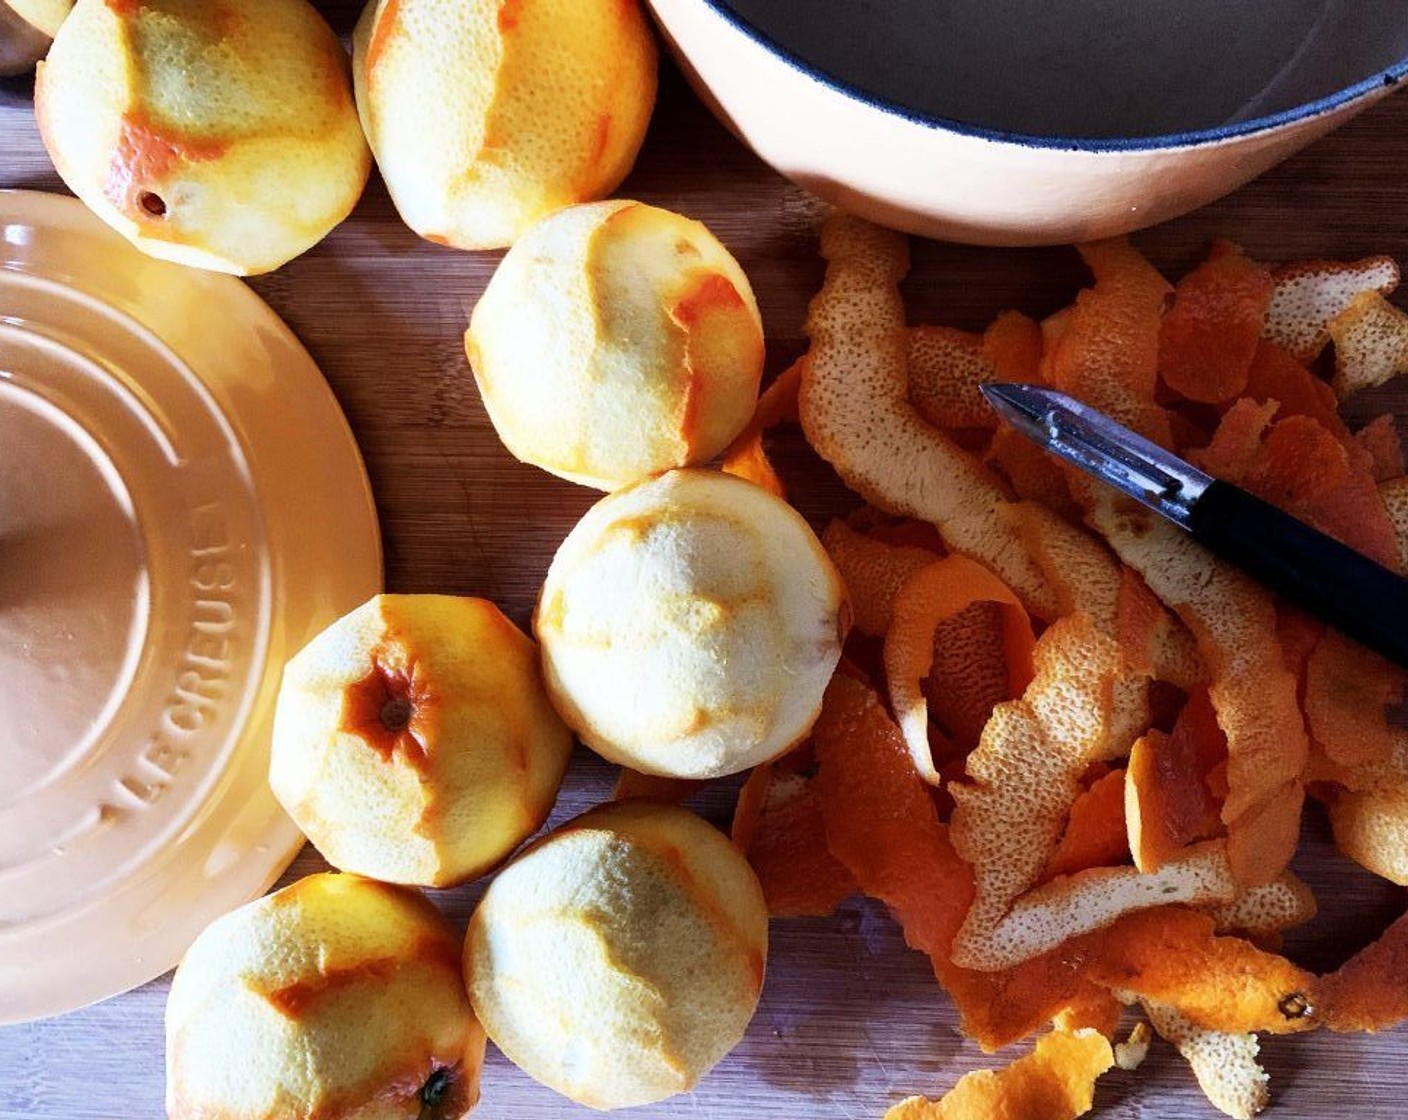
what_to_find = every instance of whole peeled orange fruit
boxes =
[535,469,848,778]
[467,200,765,491]
[353,0,657,250]
[36,0,369,275]
[270,594,573,888]
[167,872,484,1120]
[465,801,768,1109]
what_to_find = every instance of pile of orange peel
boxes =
[697,212,1408,1119]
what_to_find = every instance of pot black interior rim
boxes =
[693,0,1408,154]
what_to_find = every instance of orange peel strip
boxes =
[907,324,997,431]
[924,600,1025,751]
[739,767,859,918]
[983,309,1044,382]
[883,1028,1114,1120]
[1328,289,1408,400]
[612,768,705,804]
[821,519,939,638]
[1087,906,1317,1035]
[1304,628,1401,773]
[1243,337,1349,441]
[1050,237,1173,444]
[1053,986,1124,1040]
[719,432,784,497]
[1204,873,1317,941]
[812,673,1112,1051]
[1262,254,1400,362]
[950,615,1139,957]
[1134,997,1270,1120]
[1357,415,1405,483]
[799,213,1057,618]
[1320,905,1408,1031]
[730,763,771,853]
[1158,240,1274,404]
[885,555,1035,784]
[1196,400,1397,566]
[1125,694,1225,873]
[719,356,804,498]
[957,841,1239,971]
[1043,767,1129,881]
[1328,782,1408,885]
[1086,491,1308,887]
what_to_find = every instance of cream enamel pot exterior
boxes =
[647,0,1408,246]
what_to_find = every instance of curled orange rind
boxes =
[1049,238,1173,444]
[1327,289,1408,400]
[1204,873,1317,942]
[720,356,804,497]
[1320,905,1408,1032]
[1086,491,1307,887]
[1356,416,1405,483]
[1132,996,1270,1120]
[732,759,858,918]
[822,519,939,638]
[1043,767,1129,881]
[800,213,1058,618]
[957,842,1239,971]
[1262,255,1399,362]
[1088,906,1317,1035]
[907,324,998,432]
[885,555,1035,784]
[1158,241,1274,405]
[883,1028,1114,1120]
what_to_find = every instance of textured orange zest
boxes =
[1357,415,1405,483]
[1126,691,1225,873]
[719,433,784,497]
[1158,241,1274,404]
[811,674,1108,1051]
[1043,768,1129,881]
[799,214,1057,618]
[1086,493,1307,887]
[1050,238,1172,444]
[907,324,996,431]
[1304,629,1401,774]
[1243,338,1350,439]
[734,760,858,918]
[982,310,1044,383]
[884,1028,1114,1120]
[925,600,1030,753]
[821,519,939,638]
[885,556,1035,784]
[1320,906,1408,1032]
[1197,407,1398,568]
[1087,907,1318,1035]
[1263,255,1400,361]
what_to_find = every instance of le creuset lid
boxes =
[0,190,381,1023]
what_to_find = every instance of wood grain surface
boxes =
[4,4,1408,1118]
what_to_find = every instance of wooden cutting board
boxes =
[3,4,1408,1117]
